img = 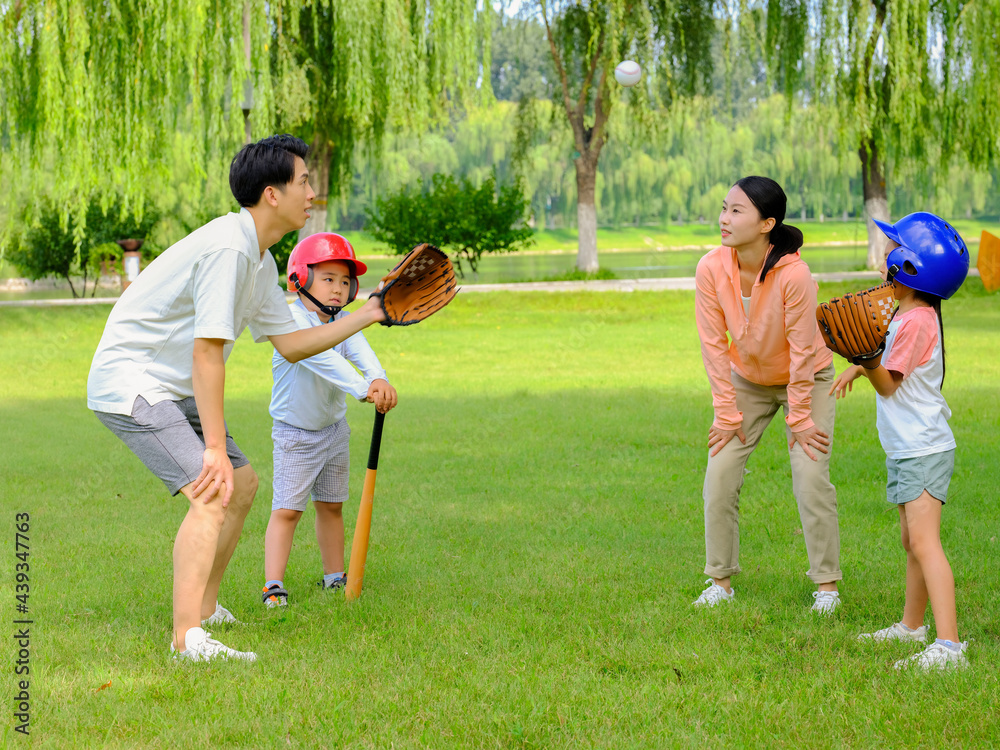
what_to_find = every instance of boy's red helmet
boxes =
[287,233,367,305]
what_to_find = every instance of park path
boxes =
[0,270,914,308]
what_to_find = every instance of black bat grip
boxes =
[367,410,385,470]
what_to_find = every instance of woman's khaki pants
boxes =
[703,365,841,584]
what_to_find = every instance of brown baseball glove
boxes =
[371,243,458,326]
[816,282,897,369]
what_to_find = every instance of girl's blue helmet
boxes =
[873,212,969,300]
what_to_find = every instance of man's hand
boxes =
[708,424,746,457]
[191,337,232,506]
[366,379,398,413]
[191,447,235,507]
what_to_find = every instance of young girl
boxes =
[831,212,970,670]
[694,176,842,612]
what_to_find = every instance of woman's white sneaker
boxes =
[811,590,841,614]
[857,622,928,643]
[693,579,734,607]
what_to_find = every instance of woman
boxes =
[693,176,841,613]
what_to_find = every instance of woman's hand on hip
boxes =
[708,425,746,457]
[788,425,830,462]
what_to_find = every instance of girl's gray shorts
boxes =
[94,396,249,496]
[886,449,955,505]
[271,418,351,512]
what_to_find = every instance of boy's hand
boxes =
[359,294,387,325]
[366,379,398,413]
[830,365,864,400]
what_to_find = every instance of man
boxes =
[88,135,386,661]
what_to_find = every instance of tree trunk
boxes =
[299,138,331,241]
[575,157,598,273]
[859,138,890,270]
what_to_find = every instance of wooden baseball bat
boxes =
[345,409,386,601]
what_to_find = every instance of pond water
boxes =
[1,242,944,302]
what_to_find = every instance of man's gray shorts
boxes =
[886,449,955,505]
[94,396,249,496]
[272,418,351,512]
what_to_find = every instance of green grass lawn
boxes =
[1,282,999,747]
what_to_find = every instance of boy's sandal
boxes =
[317,576,346,591]
[262,584,289,607]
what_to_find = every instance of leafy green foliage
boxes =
[762,0,1000,175]
[269,231,300,287]
[367,172,534,276]
[6,203,86,294]
[6,198,159,297]
[0,0,259,231]
[84,200,161,248]
[269,0,483,204]
[490,14,554,101]
[0,1,484,242]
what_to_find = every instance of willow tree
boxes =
[0,0,482,246]
[0,0,272,237]
[761,0,1000,268]
[269,0,484,239]
[531,0,715,272]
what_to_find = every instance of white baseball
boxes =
[614,60,642,87]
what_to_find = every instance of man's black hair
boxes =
[229,134,309,207]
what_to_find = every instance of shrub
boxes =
[366,171,534,276]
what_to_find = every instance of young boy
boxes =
[261,233,397,608]
[88,135,388,662]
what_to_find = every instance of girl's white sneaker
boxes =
[894,641,968,671]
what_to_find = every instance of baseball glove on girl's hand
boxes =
[371,243,459,326]
[816,282,897,369]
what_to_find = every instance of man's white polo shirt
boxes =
[88,209,299,415]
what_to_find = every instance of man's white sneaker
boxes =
[857,622,928,644]
[693,579,734,608]
[811,590,840,614]
[202,602,239,626]
[171,627,257,663]
[894,641,968,671]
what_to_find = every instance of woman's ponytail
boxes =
[759,223,804,283]
[733,176,804,283]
